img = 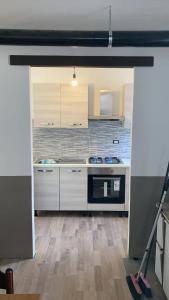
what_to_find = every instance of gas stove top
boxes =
[89,156,122,164]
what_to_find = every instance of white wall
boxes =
[31,67,133,88]
[132,61,169,176]
[0,46,168,177]
[0,45,169,257]
[0,52,32,176]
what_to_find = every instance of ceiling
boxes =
[0,0,169,31]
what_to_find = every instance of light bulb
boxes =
[72,78,78,86]
[71,68,78,86]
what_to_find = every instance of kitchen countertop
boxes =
[33,158,130,168]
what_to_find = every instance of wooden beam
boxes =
[10,55,154,67]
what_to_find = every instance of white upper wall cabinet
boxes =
[32,83,88,128]
[33,83,61,128]
[88,88,123,120]
[60,84,88,128]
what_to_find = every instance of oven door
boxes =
[88,175,125,204]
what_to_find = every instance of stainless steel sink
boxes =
[58,159,86,164]
[35,158,86,164]
[35,159,58,164]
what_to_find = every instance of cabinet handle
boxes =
[73,123,82,126]
[39,122,49,126]
[72,170,81,173]
[37,169,53,173]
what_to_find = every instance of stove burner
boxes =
[89,156,121,164]
[89,157,103,164]
[105,157,121,164]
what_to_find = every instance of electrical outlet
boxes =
[113,140,119,144]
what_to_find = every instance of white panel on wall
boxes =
[131,60,169,177]
[0,55,32,176]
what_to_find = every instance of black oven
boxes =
[88,168,125,204]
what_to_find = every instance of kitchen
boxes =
[0,49,168,298]
[31,67,133,217]
[0,0,169,297]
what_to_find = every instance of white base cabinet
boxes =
[34,167,59,210]
[155,214,169,300]
[60,167,87,211]
[155,242,163,285]
[163,219,169,299]
[163,250,169,299]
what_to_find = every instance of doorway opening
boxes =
[28,66,134,297]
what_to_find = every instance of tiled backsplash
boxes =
[33,121,131,160]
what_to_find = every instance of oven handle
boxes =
[93,177,121,180]
[104,181,108,197]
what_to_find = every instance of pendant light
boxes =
[71,67,78,86]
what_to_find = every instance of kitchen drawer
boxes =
[34,167,59,210]
[60,167,87,211]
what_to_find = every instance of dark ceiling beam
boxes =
[1,29,169,47]
[10,55,154,67]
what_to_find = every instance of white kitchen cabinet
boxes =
[155,214,169,299]
[163,251,169,299]
[60,84,88,128]
[34,167,59,210]
[155,242,164,285]
[155,214,165,285]
[60,167,87,210]
[157,214,165,248]
[164,219,169,253]
[88,88,123,120]
[163,220,169,300]
[33,83,61,128]
[32,83,88,128]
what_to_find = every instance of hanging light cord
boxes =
[73,66,76,79]
[108,5,113,48]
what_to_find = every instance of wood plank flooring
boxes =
[0,212,132,300]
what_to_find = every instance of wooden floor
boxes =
[0,212,132,300]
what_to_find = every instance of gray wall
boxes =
[129,54,169,258]
[33,121,131,160]
[0,46,169,258]
[0,48,35,258]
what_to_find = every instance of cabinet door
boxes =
[33,83,60,128]
[155,242,163,285]
[163,250,169,299]
[164,220,169,254]
[60,167,87,210]
[157,214,165,248]
[34,167,59,210]
[60,84,88,128]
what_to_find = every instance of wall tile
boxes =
[33,121,131,160]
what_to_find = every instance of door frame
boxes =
[11,55,154,257]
